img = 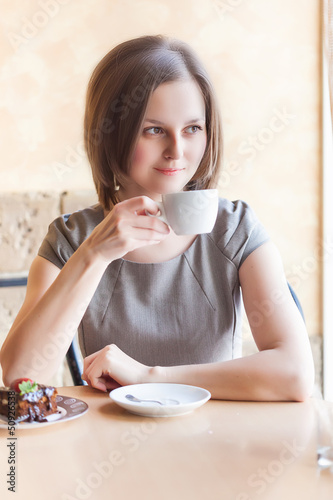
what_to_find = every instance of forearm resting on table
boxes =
[152,347,314,402]
[0,247,108,385]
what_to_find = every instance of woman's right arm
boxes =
[0,196,169,385]
[0,251,108,385]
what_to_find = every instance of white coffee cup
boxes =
[147,189,218,235]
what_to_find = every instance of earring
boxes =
[113,174,120,191]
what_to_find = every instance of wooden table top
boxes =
[1,385,332,500]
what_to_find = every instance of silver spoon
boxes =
[125,394,179,405]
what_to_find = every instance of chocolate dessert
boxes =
[0,379,58,423]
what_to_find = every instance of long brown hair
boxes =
[84,35,223,210]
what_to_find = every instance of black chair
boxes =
[0,276,84,385]
[65,336,85,385]
[0,277,304,386]
[288,282,305,321]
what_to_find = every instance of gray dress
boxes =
[38,198,269,366]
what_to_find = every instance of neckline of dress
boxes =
[121,234,201,265]
[94,203,202,266]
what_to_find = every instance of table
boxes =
[0,386,332,500]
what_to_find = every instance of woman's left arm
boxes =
[83,241,315,401]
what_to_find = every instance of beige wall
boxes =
[0,0,321,340]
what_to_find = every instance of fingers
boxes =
[111,197,169,236]
[82,344,147,392]
[83,346,118,392]
[121,224,168,243]
[83,349,102,372]
[84,195,170,264]
[82,366,108,392]
[82,349,105,390]
[103,377,122,390]
[119,196,160,216]
[88,378,107,392]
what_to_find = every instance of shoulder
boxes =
[49,204,104,246]
[209,198,270,267]
[211,198,261,238]
[38,204,104,268]
[218,198,255,219]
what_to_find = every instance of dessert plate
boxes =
[0,395,88,429]
[110,383,211,417]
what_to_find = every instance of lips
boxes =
[154,168,184,176]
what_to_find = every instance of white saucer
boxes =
[109,383,211,417]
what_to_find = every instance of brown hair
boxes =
[84,35,223,210]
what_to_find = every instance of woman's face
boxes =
[122,79,207,201]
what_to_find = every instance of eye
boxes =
[144,127,163,135]
[185,125,203,134]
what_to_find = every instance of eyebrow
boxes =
[145,118,205,125]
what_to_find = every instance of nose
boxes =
[163,134,183,160]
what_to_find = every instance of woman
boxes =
[0,35,314,400]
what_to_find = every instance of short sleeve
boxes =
[213,199,270,269]
[38,204,104,269]
[38,215,76,269]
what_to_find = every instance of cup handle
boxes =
[145,202,169,225]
